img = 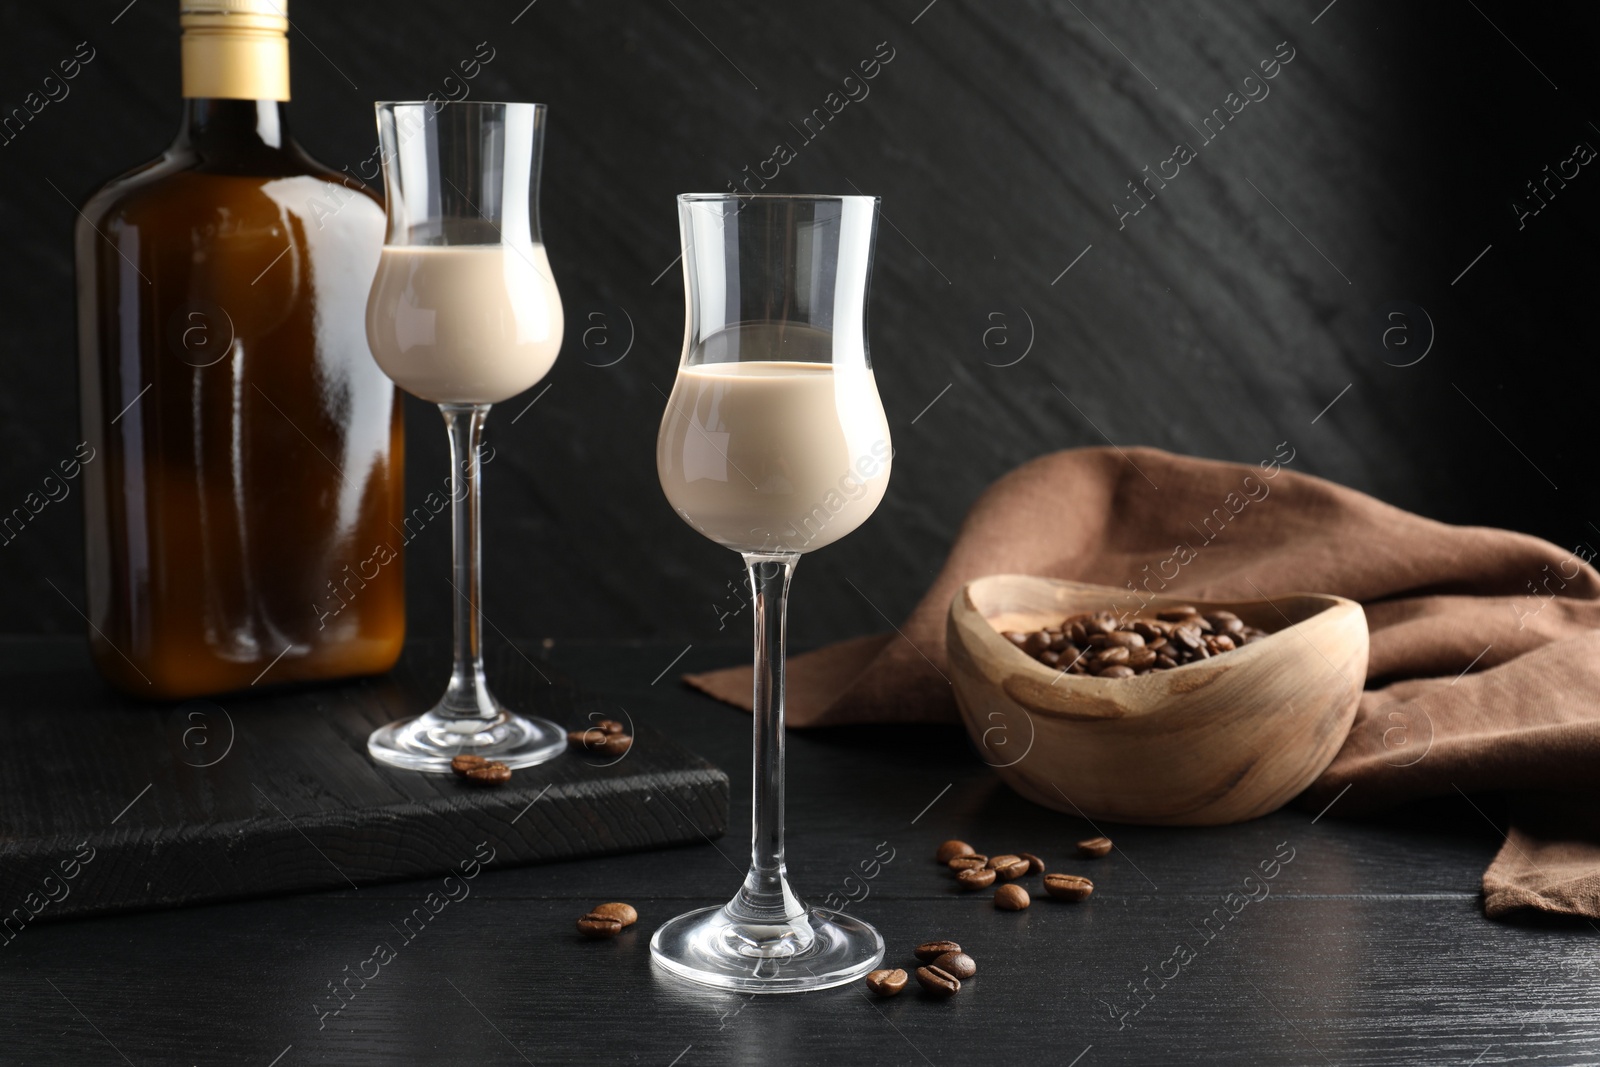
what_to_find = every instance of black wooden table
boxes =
[2,639,1596,1066]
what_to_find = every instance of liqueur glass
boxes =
[365,101,566,772]
[652,194,890,992]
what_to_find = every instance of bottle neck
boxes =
[179,98,291,155]
[177,10,292,163]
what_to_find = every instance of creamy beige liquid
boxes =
[657,330,891,553]
[366,244,562,404]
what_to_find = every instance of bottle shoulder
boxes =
[80,161,383,248]
[80,138,379,231]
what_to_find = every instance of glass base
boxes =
[367,706,567,773]
[649,903,884,993]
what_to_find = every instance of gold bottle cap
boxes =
[180,0,290,100]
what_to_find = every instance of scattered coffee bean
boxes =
[914,940,962,962]
[932,951,976,979]
[569,728,634,755]
[915,965,961,997]
[589,902,637,927]
[462,760,511,785]
[577,913,623,938]
[450,754,490,776]
[1020,852,1046,874]
[992,856,1029,880]
[948,854,988,872]
[956,867,996,890]
[994,883,1031,910]
[595,719,627,734]
[1043,873,1094,901]
[1077,836,1114,858]
[865,968,908,996]
[1009,607,1267,676]
[935,840,975,864]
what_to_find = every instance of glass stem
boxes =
[439,403,495,719]
[727,552,808,930]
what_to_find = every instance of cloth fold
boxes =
[685,447,1600,920]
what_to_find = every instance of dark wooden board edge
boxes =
[0,727,727,926]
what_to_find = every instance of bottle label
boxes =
[180,14,289,101]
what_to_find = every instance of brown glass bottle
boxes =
[75,2,404,699]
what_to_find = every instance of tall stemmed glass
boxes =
[364,101,566,772]
[653,194,891,991]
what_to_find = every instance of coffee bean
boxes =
[1095,646,1130,665]
[450,754,490,776]
[463,761,511,785]
[1096,665,1136,679]
[1020,852,1046,874]
[1131,620,1164,640]
[1126,647,1157,668]
[1172,626,1203,650]
[994,883,1031,910]
[935,840,975,864]
[1077,836,1113,858]
[865,968,907,996]
[1208,633,1236,652]
[914,940,962,962]
[1023,632,1049,655]
[948,854,988,872]
[956,867,996,890]
[594,719,626,735]
[986,854,1020,871]
[1156,607,1197,621]
[991,856,1029,880]
[1155,654,1178,669]
[568,728,606,750]
[915,965,961,997]
[932,951,976,978]
[590,902,637,926]
[1039,650,1061,667]
[1081,607,1120,633]
[1043,873,1094,901]
[1101,630,1145,649]
[1003,631,1028,648]
[577,913,623,938]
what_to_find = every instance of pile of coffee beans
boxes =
[866,940,979,998]
[568,719,634,756]
[1001,606,1269,678]
[576,901,638,938]
[937,837,1108,909]
[451,754,511,785]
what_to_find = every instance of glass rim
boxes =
[678,192,878,205]
[374,100,548,111]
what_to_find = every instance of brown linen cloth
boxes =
[685,447,1600,920]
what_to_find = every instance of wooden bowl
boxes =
[946,576,1368,826]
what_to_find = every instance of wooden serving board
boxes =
[0,638,728,923]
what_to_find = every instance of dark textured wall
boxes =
[1,0,1596,654]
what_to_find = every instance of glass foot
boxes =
[367,707,567,773]
[650,903,884,993]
